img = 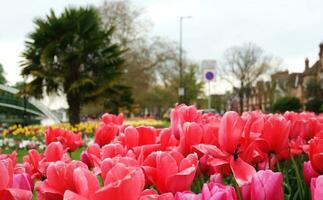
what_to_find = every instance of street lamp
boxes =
[178,16,191,103]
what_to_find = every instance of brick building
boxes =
[225,42,323,112]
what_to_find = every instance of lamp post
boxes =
[179,16,191,103]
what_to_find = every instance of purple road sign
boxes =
[205,71,214,81]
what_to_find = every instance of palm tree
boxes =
[21,7,124,125]
[0,63,6,84]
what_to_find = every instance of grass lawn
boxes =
[2,145,87,200]
[1,145,87,163]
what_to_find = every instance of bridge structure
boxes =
[0,84,60,124]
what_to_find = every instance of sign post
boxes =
[202,60,216,109]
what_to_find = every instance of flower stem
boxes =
[276,161,282,172]
[291,155,304,198]
[233,179,243,200]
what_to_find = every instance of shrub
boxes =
[305,98,323,113]
[272,96,301,113]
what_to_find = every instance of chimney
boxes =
[305,57,309,70]
[319,42,323,59]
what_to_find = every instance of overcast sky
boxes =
[1,0,322,89]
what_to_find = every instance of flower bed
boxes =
[0,105,322,199]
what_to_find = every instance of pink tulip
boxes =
[195,112,256,186]
[80,144,103,169]
[92,164,145,200]
[100,156,138,180]
[159,128,179,150]
[23,149,44,180]
[0,160,32,200]
[309,135,323,174]
[311,175,323,200]
[261,114,290,155]
[44,142,70,162]
[179,122,203,155]
[303,161,319,185]
[175,191,200,200]
[170,104,201,139]
[140,189,174,200]
[250,170,283,200]
[101,143,128,159]
[36,161,88,199]
[143,151,198,194]
[242,111,264,140]
[200,182,237,200]
[121,126,157,148]
[12,173,33,191]
[218,111,245,154]
[0,151,17,167]
[201,123,219,146]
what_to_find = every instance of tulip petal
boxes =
[0,188,32,200]
[73,168,100,197]
[230,157,256,186]
[0,161,10,190]
[311,175,323,200]
[63,190,88,200]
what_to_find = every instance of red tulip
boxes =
[311,175,323,200]
[0,160,32,200]
[250,170,283,200]
[101,113,124,125]
[143,151,198,194]
[303,118,323,141]
[309,135,323,174]
[45,127,84,152]
[94,124,118,147]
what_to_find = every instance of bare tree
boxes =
[99,0,180,112]
[222,43,276,112]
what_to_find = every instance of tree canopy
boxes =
[20,7,125,124]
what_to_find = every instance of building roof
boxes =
[303,60,322,76]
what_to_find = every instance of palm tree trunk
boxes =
[239,82,244,113]
[67,92,80,125]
